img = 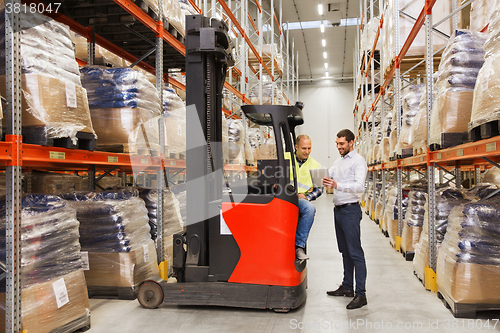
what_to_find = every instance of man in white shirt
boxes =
[322,129,368,310]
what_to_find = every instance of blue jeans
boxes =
[334,203,367,297]
[295,198,316,248]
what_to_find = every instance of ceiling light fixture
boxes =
[323,52,327,59]
[322,39,326,46]
[324,63,328,69]
[318,4,323,15]
[325,72,329,77]
[320,22,325,32]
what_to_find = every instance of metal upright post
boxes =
[475,166,481,185]
[5,1,22,330]
[425,0,437,290]
[279,0,283,103]
[156,0,165,264]
[370,0,376,217]
[286,22,289,102]
[271,0,275,105]
[295,51,299,101]
[259,1,263,104]
[394,0,403,249]
[291,38,295,102]
[455,162,461,188]
[241,0,247,100]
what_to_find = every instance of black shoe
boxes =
[326,285,354,297]
[346,295,367,309]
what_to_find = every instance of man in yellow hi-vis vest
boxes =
[292,135,323,260]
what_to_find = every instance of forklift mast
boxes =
[181,15,234,282]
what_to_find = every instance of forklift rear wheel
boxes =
[137,280,164,309]
[273,308,290,313]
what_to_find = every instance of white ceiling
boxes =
[279,0,362,82]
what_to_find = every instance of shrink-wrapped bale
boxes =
[163,88,186,157]
[470,0,494,32]
[0,10,95,144]
[413,188,470,281]
[437,194,500,304]
[0,194,90,333]
[61,189,159,290]
[397,84,425,153]
[429,30,486,145]
[401,186,426,254]
[81,66,161,154]
[470,4,500,130]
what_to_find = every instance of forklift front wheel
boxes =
[137,280,164,309]
[273,308,291,313]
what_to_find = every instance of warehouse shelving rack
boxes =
[355,0,499,297]
[2,0,298,329]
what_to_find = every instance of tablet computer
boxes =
[309,168,329,188]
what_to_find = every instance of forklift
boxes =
[137,14,306,312]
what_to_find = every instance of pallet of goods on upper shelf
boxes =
[0,9,97,149]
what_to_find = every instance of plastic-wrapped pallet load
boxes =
[429,30,486,146]
[401,185,426,256]
[384,185,409,246]
[413,188,470,282]
[138,187,184,242]
[0,195,90,333]
[0,10,96,146]
[227,119,254,165]
[397,84,425,155]
[382,0,452,75]
[81,66,161,155]
[61,189,159,297]
[143,0,184,35]
[470,0,494,32]
[74,35,127,67]
[163,87,186,158]
[248,44,283,73]
[249,81,285,105]
[437,194,500,308]
[470,2,500,135]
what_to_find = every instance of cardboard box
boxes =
[31,171,83,195]
[21,269,90,333]
[432,90,474,137]
[0,74,94,135]
[84,241,159,288]
[401,224,423,253]
[437,252,500,303]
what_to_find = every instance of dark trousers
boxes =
[334,203,367,297]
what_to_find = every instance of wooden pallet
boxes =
[87,285,137,300]
[413,147,426,156]
[429,132,468,151]
[401,251,415,261]
[469,120,500,142]
[20,127,96,151]
[437,290,500,318]
[396,148,413,159]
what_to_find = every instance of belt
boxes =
[335,202,359,209]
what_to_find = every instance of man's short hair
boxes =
[296,134,311,145]
[337,129,355,143]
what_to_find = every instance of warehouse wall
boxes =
[297,81,355,169]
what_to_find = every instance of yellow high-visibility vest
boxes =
[285,152,322,195]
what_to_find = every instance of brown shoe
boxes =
[346,295,367,309]
[295,247,309,260]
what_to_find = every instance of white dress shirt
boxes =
[328,149,368,206]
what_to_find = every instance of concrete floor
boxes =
[87,194,500,332]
